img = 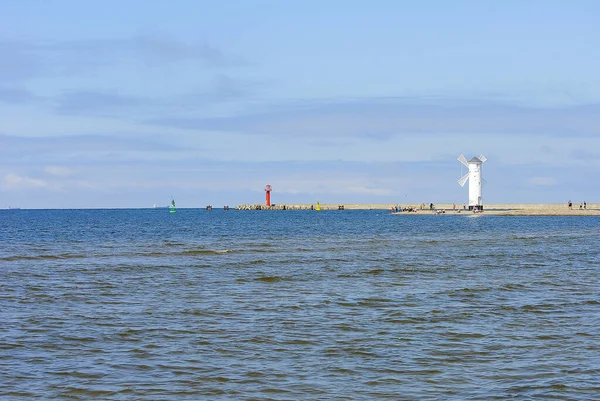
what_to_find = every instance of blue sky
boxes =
[1,0,599,208]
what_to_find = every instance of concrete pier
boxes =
[234,203,600,215]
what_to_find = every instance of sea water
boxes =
[1,209,599,400]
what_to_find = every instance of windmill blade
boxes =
[482,178,487,186]
[457,173,469,187]
[479,154,487,163]
[458,154,469,167]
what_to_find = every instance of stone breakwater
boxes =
[235,204,346,211]
[234,203,600,215]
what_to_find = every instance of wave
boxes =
[183,249,232,255]
[254,275,286,282]
[1,253,85,261]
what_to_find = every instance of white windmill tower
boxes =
[457,154,487,210]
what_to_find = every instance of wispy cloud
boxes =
[0,40,43,82]
[185,74,269,103]
[0,33,242,83]
[55,91,147,117]
[44,166,73,177]
[1,173,48,190]
[0,86,38,103]
[0,133,184,160]
[147,97,600,138]
[570,149,600,161]
[55,34,235,66]
[50,73,266,118]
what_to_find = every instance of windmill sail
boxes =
[458,173,469,187]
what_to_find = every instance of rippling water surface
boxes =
[1,209,599,400]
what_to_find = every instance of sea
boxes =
[1,209,599,400]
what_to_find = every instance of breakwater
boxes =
[233,203,600,215]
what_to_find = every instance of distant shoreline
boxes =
[3,204,598,215]
[234,203,600,215]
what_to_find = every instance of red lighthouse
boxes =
[265,184,272,206]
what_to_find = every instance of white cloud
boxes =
[44,166,72,177]
[1,173,48,189]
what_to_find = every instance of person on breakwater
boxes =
[568,200,572,209]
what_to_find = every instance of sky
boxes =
[1,0,599,208]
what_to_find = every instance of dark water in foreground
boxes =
[1,209,599,400]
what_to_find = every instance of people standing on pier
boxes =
[584,201,587,209]
[568,200,572,209]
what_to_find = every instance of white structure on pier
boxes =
[458,154,487,210]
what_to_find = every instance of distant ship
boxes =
[153,204,169,209]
